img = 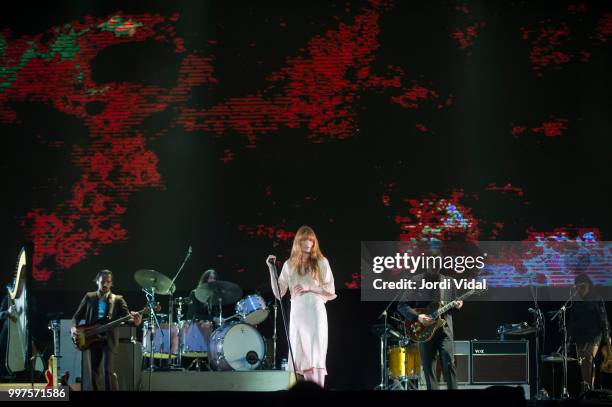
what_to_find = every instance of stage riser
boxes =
[139,371,294,391]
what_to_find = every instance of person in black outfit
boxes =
[186,269,220,321]
[397,255,463,390]
[568,272,611,392]
[71,270,142,391]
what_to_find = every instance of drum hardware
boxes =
[374,289,404,390]
[166,246,192,369]
[550,287,581,400]
[141,287,165,374]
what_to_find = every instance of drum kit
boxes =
[134,269,274,372]
[372,318,422,391]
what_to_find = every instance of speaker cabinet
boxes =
[115,326,142,391]
[438,340,470,385]
[471,340,529,384]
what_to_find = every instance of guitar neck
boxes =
[91,308,144,335]
[431,290,475,319]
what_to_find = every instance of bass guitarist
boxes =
[71,270,142,391]
[397,249,463,390]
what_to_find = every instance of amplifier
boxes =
[471,340,529,384]
[438,340,470,385]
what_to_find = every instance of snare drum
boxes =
[235,295,269,325]
[209,322,265,371]
[142,320,179,358]
[181,320,214,357]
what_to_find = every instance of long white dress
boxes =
[277,258,337,375]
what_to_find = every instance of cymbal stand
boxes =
[168,246,192,368]
[176,300,184,366]
[551,287,579,399]
[143,287,162,391]
[530,285,548,401]
[375,290,403,390]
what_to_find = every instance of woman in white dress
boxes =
[267,225,337,387]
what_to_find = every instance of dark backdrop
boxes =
[1,0,610,391]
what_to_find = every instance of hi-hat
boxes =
[134,269,175,295]
[194,281,242,305]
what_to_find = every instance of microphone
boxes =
[528,307,538,314]
[188,245,193,254]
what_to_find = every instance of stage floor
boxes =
[138,370,296,391]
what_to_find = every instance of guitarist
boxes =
[397,250,463,390]
[568,272,611,393]
[70,270,142,391]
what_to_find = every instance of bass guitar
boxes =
[72,307,147,351]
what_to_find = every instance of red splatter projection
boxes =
[393,190,480,241]
[451,4,485,53]
[532,118,568,137]
[568,4,588,14]
[595,13,612,43]
[415,123,428,133]
[526,227,601,242]
[521,9,612,75]
[1,13,216,280]
[237,224,295,242]
[485,183,525,197]
[344,272,361,289]
[511,126,527,136]
[2,1,450,280]
[175,1,447,145]
[521,22,572,74]
[452,22,485,51]
[511,118,568,138]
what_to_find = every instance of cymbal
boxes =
[134,269,175,295]
[194,281,243,305]
[542,353,577,363]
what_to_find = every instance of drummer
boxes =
[187,269,220,321]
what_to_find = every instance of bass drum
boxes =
[209,323,265,371]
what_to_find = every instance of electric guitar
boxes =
[404,289,485,343]
[601,342,612,374]
[72,307,148,351]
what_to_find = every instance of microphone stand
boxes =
[268,259,298,379]
[273,302,278,369]
[550,287,579,399]
[168,246,192,369]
